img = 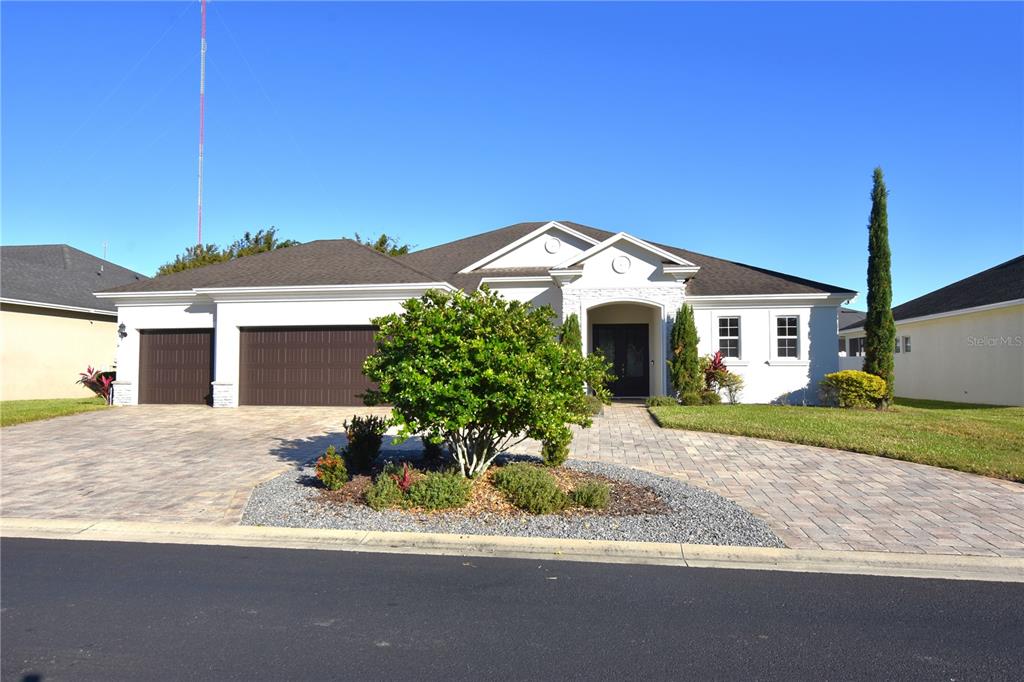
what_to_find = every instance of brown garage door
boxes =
[139,329,214,404]
[239,326,377,406]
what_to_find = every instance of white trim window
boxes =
[718,316,741,359]
[849,337,865,357]
[776,315,799,358]
[895,338,901,353]
[903,336,911,353]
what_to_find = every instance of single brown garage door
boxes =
[239,326,377,406]
[139,329,214,404]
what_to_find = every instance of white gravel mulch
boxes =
[242,449,784,548]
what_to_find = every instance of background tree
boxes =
[157,227,298,276]
[363,289,612,478]
[353,232,414,256]
[862,167,896,406]
[668,303,702,403]
[559,313,582,352]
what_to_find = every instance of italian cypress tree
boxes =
[863,167,896,407]
[668,304,702,401]
[560,313,582,353]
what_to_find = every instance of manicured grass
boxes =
[1,397,108,427]
[648,398,1024,482]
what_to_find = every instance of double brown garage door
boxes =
[138,326,376,406]
[239,326,376,406]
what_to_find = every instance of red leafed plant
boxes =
[391,462,415,493]
[704,352,728,388]
[77,366,115,402]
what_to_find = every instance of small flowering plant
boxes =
[315,446,349,490]
[77,366,115,403]
[391,461,415,493]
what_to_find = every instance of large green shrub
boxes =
[570,481,610,509]
[541,427,572,467]
[668,304,702,398]
[314,445,349,491]
[363,289,612,478]
[406,471,473,511]
[343,414,389,474]
[492,463,568,514]
[820,370,888,408]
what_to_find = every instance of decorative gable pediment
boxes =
[550,232,699,287]
[459,221,600,273]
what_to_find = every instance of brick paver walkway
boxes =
[571,403,1024,558]
[2,403,1021,557]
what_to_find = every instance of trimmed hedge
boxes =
[820,370,887,408]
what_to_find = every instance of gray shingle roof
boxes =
[403,221,856,297]
[97,222,857,298]
[99,239,443,294]
[839,307,867,331]
[839,255,1023,331]
[890,255,1023,321]
[1,244,146,313]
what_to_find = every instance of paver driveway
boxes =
[1,406,391,524]
[2,403,1022,558]
[572,404,1024,558]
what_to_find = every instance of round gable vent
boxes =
[544,237,562,254]
[611,255,631,274]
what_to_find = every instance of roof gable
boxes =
[555,232,698,271]
[458,221,599,273]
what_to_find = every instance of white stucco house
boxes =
[839,255,1023,405]
[96,221,855,407]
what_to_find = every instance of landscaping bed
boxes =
[242,455,784,548]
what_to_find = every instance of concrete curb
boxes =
[2,517,1021,583]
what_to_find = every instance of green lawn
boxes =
[1,397,108,427]
[648,398,1024,482]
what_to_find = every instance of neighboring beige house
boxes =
[839,255,1024,406]
[1,245,146,400]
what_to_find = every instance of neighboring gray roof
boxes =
[100,239,443,294]
[403,221,856,297]
[890,255,1024,322]
[839,307,866,332]
[97,222,857,298]
[1,244,146,313]
[839,255,1024,330]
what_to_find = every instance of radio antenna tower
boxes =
[196,0,208,245]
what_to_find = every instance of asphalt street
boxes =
[2,538,1022,680]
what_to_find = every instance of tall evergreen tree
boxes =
[668,304,702,400]
[863,167,896,406]
[560,313,582,352]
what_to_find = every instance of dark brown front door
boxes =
[239,326,377,406]
[592,324,649,397]
[139,329,214,404]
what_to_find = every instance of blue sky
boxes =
[2,1,1021,306]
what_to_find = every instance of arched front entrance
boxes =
[584,301,666,398]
